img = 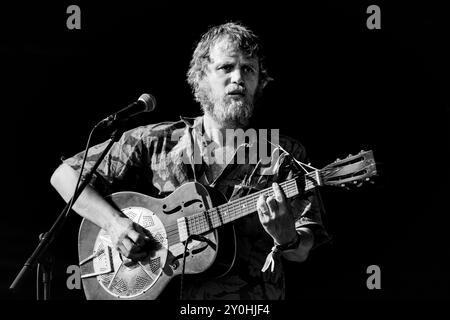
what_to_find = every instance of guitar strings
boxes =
[151,179,307,242]
[129,179,305,245]
[123,183,300,246]
[162,179,300,235]
[177,182,302,236]
[130,179,304,243]
[132,161,369,245]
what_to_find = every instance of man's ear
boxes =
[259,75,274,90]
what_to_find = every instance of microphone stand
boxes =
[10,126,124,299]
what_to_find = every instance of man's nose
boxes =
[230,68,244,85]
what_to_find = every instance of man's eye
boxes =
[243,66,255,73]
[220,65,233,72]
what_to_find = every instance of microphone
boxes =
[99,93,156,127]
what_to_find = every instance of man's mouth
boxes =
[227,90,245,97]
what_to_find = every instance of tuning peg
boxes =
[360,149,365,153]
[357,182,363,187]
[347,154,353,158]
[353,181,358,184]
[340,184,345,188]
[335,158,340,162]
[365,177,370,181]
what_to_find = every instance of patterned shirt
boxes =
[65,116,330,300]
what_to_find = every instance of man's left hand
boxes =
[256,182,298,245]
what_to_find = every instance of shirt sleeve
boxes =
[63,127,150,196]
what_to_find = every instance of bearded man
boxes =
[50,22,329,300]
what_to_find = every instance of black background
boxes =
[2,1,449,301]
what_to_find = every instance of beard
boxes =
[196,84,256,128]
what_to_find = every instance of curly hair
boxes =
[187,22,272,104]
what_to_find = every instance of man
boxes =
[51,22,329,299]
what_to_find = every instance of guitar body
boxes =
[78,182,236,300]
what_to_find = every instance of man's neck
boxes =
[203,113,241,148]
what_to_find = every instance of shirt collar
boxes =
[179,115,204,131]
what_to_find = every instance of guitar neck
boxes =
[182,170,321,237]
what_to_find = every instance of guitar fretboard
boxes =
[177,170,321,240]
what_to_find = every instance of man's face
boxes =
[198,37,260,127]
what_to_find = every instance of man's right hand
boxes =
[107,216,153,261]
[50,164,155,262]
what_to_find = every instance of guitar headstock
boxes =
[320,150,377,188]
